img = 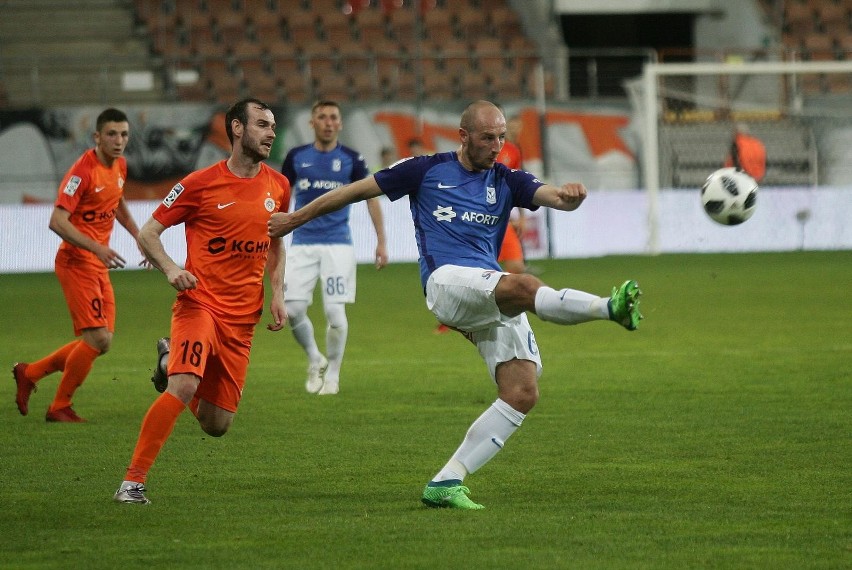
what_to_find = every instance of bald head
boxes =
[458,100,507,172]
[460,100,505,133]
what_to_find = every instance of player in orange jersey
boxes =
[495,125,528,275]
[12,107,148,423]
[113,98,291,504]
[724,123,766,182]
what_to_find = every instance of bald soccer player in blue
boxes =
[281,99,388,396]
[269,100,642,509]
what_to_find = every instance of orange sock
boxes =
[124,392,186,483]
[25,340,81,383]
[48,341,100,412]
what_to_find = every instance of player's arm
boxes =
[512,208,527,235]
[265,237,286,331]
[114,196,152,268]
[531,182,587,212]
[49,206,126,269]
[137,217,197,291]
[268,176,382,238]
[365,197,388,270]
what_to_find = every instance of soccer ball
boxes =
[700,167,758,225]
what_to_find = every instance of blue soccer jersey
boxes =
[282,143,369,245]
[374,152,543,288]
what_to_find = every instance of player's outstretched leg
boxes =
[608,280,643,331]
[421,481,485,510]
[151,337,170,393]
[12,362,36,416]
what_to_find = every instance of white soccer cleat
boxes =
[318,380,339,396]
[113,482,150,504]
[305,355,328,394]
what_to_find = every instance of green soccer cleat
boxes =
[608,279,643,331]
[421,482,485,510]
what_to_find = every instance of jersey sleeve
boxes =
[54,157,92,213]
[272,169,291,213]
[501,164,543,211]
[153,176,202,228]
[281,149,296,183]
[352,152,369,182]
[375,155,442,202]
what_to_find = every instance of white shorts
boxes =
[426,265,542,380]
[285,244,356,304]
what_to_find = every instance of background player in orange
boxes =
[12,107,148,422]
[496,113,528,275]
[724,123,766,182]
[113,98,290,504]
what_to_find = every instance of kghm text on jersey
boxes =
[207,237,271,255]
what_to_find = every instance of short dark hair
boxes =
[96,108,128,131]
[225,98,270,144]
[311,99,340,114]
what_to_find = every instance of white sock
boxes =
[432,399,525,482]
[324,304,348,383]
[534,286,609,325]
[287,301,322,363]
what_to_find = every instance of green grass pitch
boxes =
[0,252,849,569]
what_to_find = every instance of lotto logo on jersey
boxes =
[162,183,185,208]
[63,176,82,196]
[433,205,456,222]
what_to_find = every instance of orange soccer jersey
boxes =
[153,161,291,323]
[496,140,524,262]
[54,148,127,267]
[725,133,766,182]
[496,140,522,170]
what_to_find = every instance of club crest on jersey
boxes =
[162,183,185,208]
[486,186,496,204]
[332,159,341,172]
[264,197,275,212]
[63,176,81,196]
[118,175,125,188]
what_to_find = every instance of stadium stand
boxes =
[0,0,846,109]
[0,0,547,106]
[661,120,817,188]
[138,0,544,105]
[0,0,163,106]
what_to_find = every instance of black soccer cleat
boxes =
[151,337,170,393]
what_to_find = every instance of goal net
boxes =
[635,59,852,251]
